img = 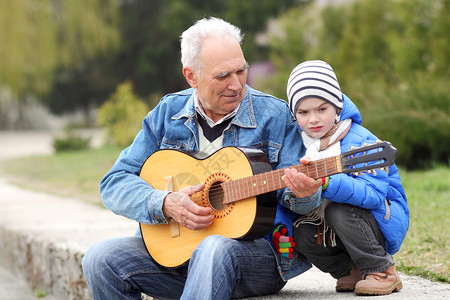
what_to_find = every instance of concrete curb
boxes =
[0,179,136,299]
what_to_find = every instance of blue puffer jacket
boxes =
[276,94,409,256]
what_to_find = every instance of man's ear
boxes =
[183,67,198,88]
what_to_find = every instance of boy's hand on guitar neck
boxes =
[162,183,214,231]
[282,156,322,198]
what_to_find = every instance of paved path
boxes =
[0,131,448,299]
[0,264,44,300]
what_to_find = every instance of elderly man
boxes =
[82,17,321,299]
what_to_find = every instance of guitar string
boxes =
[205,146,387,201]
[204,157,341,202]
[173,145,385,203]
[206,158,337,197]
[203,156,383,202]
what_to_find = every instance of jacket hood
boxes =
[340,94,362,125]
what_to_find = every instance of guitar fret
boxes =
[259,174,263,194]
[317,160,328,178]
[275,169,281,190]
[258,174,263,194]
[244,177,249,198]
[263,172,268,193]
[237,177,242,199]
[232,180,238,202]
[230,178,236,202]
[241,177,246,200]
[278,169,282,190]
[255,175,260,195]
[226,181,232,204]
[319,158,326,178]
[229,181,234,203]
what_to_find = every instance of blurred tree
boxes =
[0,0,120,99]
[106,0,301,108]
[262,0,449,169]
[97,81,148,147]
[36,0,302,115]
[1,0,300,117]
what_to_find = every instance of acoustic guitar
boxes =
[139,141,397,268]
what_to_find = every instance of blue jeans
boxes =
[82,235,286,299]
[293,203,394,278]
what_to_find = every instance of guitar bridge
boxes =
[165,176,180,238]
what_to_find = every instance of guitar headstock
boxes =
[340,141,398,176]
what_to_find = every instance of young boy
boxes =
[280,60,409,296]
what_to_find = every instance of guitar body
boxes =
[139,147,277,268]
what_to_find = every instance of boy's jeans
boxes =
[82,235,286,299]
[293,202,394,278]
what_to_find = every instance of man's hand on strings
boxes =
[162,183,214,230]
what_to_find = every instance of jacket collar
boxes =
[172,85,257,129]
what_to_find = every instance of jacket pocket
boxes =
[160,138,190,151]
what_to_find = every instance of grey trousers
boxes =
[293,202,394,279]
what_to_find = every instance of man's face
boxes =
[184,37,248,122]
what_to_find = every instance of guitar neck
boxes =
[222,155,342,204]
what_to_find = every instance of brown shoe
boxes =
[354,265,403,296]
[336,265,362,292]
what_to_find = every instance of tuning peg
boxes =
[352,171,360,176]
[376,167,389,174]
[370,169,377,176]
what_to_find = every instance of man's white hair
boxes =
[180,17,243,73]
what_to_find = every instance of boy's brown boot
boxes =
[354,265,403,296]
[336,265,362,292]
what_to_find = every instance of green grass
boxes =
[0,146,123,206]
[0,148,449,282]
[394,165,449,283]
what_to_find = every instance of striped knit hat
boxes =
[287,60,343,115]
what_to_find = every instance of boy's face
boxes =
[295,97,338,139]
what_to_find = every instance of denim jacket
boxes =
[100,85,321,280]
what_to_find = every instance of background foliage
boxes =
[97,81,148,147]
[0,0,119,101]
[262,0,449,169]
[0,0,300,114]
[0,0,448,169]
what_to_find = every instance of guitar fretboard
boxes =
[222,155,342,204]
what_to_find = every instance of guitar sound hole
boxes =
[209,181,225,210]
